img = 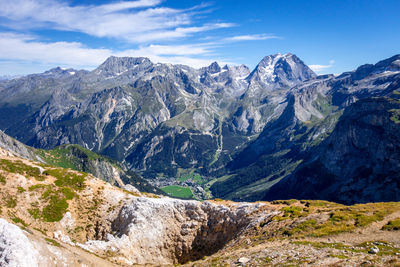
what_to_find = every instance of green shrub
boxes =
[60,187,75,200]
[6,197,17,208]
[0,159,44,181]
[44,238,61,247]
[29,184,50,191]
[44,169,86,190]
[11,217,27,227]
[272,199,298,205]
[382,218,400,231]
[284,219,318,236]
[0,173,5,184]
[41,195,68,222]
[272,202,400,238]
[17,186,25,193]
[28,208,41,219]
[280,206,309,219]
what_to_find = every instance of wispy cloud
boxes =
[126,23,236,42]
[0,32,111,66]
[0,32,226,71]
[224,34,280,42]
[96,0,163,12]
[310,60,335,73]
[129,44,214,56]
[0,0,232,43]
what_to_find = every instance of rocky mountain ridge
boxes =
[0,53,314,181]
[211,54,400,202]
[1,53,400,204]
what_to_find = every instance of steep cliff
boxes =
[264,97,400,204]
[211,55,400,201]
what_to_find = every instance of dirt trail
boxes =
[305,211,400,245]
[27,229,123,267]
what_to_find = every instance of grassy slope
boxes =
[191,199,400,266]
[35,144,164,195]
[0,157,87,223]
[161,185,194,199]
[36,144,109,170]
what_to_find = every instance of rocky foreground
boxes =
[0,147,399,266]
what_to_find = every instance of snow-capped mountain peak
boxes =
[247,53,316,90]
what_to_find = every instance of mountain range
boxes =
[0,53,399,204]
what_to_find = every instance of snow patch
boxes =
[116,70,128,76]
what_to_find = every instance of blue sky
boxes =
[0,0,399,75]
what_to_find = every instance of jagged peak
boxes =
[100,56,152,66]
[44,67,66,74]
[337,54,400,81]
[367,54,400,73]
[206,61,222,74]
[46,66,63,72]
[257,53,307,68]
[42,67,79,77]
[95,56,153,74]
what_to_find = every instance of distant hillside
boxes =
[0,130,162,194]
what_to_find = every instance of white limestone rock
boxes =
[0,219,39,267]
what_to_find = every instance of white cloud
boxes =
[0,0,233,43]
[129,44,213,56]
[124,23,235,42]
[96,0,163,12]
[224,34,280,42]
[0,33,111,66]
[310,60,335,73]
[0,32,227,72]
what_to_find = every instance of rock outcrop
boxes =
[81,197,266,265]
[0,218,39,267]
[0,130,40,161]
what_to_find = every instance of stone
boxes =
[123,184,140,194]
[237,257,250,264]
[369,247,379,254]
[79,197,266,265]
